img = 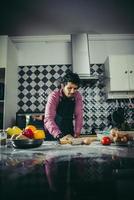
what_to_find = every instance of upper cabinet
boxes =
[105,55,134,92]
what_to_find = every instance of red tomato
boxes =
[101,136,111,145]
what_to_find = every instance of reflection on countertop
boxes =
[1,141,134,200]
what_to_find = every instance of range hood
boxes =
[71,33,98,81]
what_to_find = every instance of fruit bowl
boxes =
[11,139,44,149]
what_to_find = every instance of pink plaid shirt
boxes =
[44,89,83,138]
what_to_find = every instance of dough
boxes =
[83,136,97,145]
[59,134,73,144]
[83,137,91,145]
[59,134,97,145]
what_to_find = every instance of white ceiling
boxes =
[0,0,134,36]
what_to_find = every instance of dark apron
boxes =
[45,95,75,140]
[55,96,75,136]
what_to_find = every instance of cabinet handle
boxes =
[125,71,128,74]
[130,70,133,73]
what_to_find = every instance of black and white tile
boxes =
[18,64,134,133]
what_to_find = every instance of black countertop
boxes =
[1,141,134,200]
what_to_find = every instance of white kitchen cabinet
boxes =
[105,55,134,92]
[0,36,18,129]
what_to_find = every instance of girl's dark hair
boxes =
[60,72,81,87]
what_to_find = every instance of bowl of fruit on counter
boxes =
[6,125,45,149]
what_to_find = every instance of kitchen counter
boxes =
[1,141,134,200]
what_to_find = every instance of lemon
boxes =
[6,126,23,137]
[6,127,14,136]
[33,130,45,139]
[12,126,22,134]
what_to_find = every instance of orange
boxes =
[33,130,45,139]
[25,125,37,132]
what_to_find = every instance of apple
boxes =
[101,136,111,145]
[22,128,34,139]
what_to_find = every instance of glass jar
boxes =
[0,130,7,147]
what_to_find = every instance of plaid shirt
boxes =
[44,89,83,138]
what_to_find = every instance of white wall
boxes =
[4,37,18,128]
[12,35,71,66]
[11,34,134,66]
[0,36,8,68]
[88,34,134,64]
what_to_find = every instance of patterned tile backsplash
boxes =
[18,64,134,133]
